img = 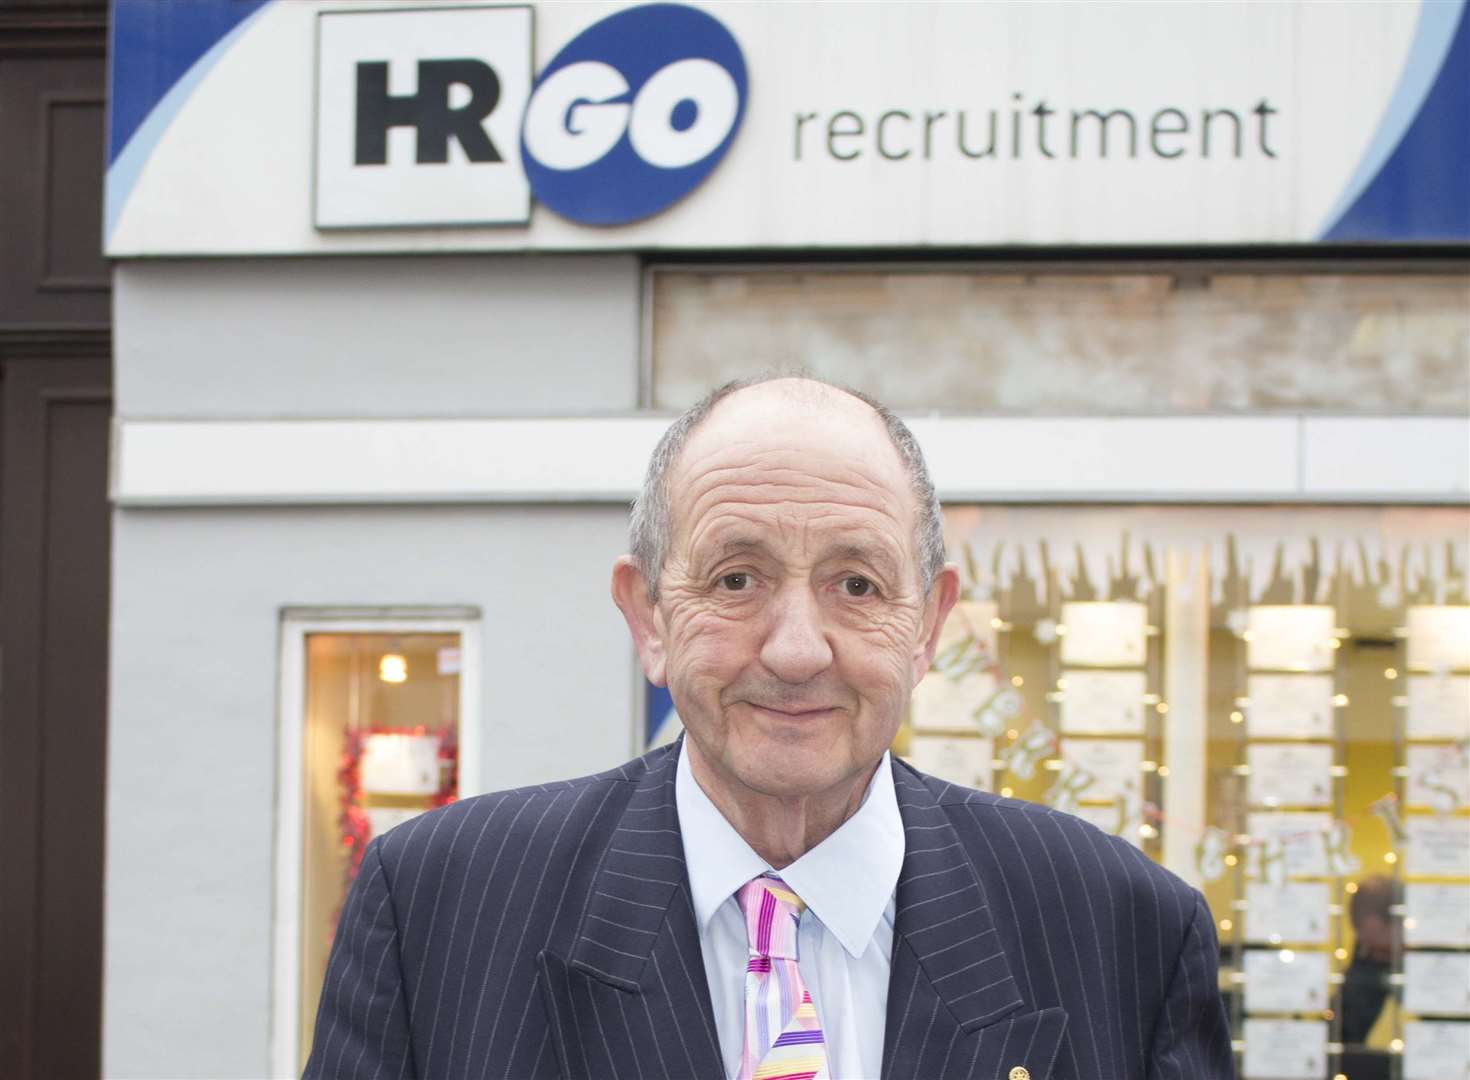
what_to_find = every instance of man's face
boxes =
[624,382,956,801]
[1356,911,1394,962]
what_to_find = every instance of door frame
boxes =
[271,607,483,1079]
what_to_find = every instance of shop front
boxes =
[104,3,1468,1077]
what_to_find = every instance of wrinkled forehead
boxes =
[665,386,919,564]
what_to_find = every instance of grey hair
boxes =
[629,373,946,601]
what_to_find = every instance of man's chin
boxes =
[728,742,869,800]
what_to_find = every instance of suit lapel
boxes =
[882,763,1032,1079]
[540,744,725,1079]
[540,749,1067,1078]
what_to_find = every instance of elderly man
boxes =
[306,376,1232,1079]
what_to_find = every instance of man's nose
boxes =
[759,585,834,684]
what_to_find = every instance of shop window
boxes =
[274,611,480,1076]
[911,506,1469,1080]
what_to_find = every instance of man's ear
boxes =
[911,564,961,686]
[611,555,668,686]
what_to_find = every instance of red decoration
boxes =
[330,725,459,932]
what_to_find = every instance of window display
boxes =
[1402,1021,1470,1080]
[890,505,1469,1079]
[1243,948,1331,1014]
[1403,883,1470,948]
[1398,606,1470,1080]
[1241,1018,1329,1079]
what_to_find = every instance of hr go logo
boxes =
[316,5,534,229]
[521,3,747,226]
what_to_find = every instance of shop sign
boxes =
[105,0,1469,254]
[311,3,746,228]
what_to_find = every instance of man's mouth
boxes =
[746,702,839,718]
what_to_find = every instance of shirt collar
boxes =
[675,739,905,960]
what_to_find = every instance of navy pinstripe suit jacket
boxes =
[305,741,1233,1079]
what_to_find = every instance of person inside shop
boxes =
[305,374,1234,1079]
[1341,874,1397,1044]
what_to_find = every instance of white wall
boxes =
[103,504,636,1078]
[114,254,641,418]
[105,253,645,1077]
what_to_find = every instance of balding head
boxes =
[629,374,945,601]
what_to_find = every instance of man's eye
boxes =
[843,576,874,597]
[720,572,750,591]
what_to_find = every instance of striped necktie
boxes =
[737,875,830,1080]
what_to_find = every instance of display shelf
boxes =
[1234,604,1346,1080]
[1395,605,1470,1080]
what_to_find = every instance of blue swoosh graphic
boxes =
[106,0,274,243]
[1320,0,1469,240]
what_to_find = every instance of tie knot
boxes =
[738,875,805,961]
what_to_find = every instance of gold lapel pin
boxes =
[1009,1068,1031,1080]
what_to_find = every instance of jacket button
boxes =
[1009,1069,1031,1080]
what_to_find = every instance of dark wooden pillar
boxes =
[0,3,112,1077]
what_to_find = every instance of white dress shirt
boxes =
[675,742,905,1080]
